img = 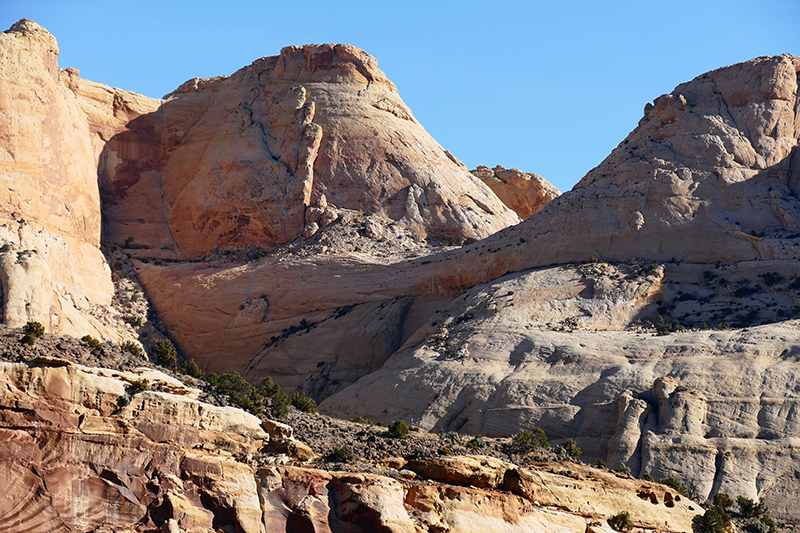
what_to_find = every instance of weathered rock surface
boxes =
[101,43,519,259]
[132,54,800,394]
[0,20,159,339]
[471,165,560,219]
[320,259,800,522]
[0,358,702,532]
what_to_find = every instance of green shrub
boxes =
[154,339,177,370]
[560,438,581,457]
[746,516,776,533]
[608,511,633,531]
[466,435,486,451]
[695,507,729,533]
[23,321,45,338]
[659,476,690,498]
[180,359,203,378]
[614,464,631,475]
[349,415,373,425]
[270,392,290,419]
[375,420,387,427]
[737,496,767,519]
[441,431,462,443]
[596,459,608,469]
[510,428,549,453]
[326,446,356,463]
[21,335,35,346]
[642,473,654,482]
[713,493,734,513]
[123,315,142,328]
[122,341,144,359]
[82,335,102,351]
[388,419,410,439]
[291,392,317,413]
[129,379,149,394]
[204,372,260,414]
[256,376,282,398]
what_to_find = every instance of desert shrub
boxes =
[695,507,730,533]
[23,321,45,338]
[388,419,410,439]
[713,493,734,513]
[737,496,767,519]
[466,435,486,451]
[614,464,631,475]
[180,359,203,378]
[441,431,462,443]
[746,516,776,533]
[326,446,356,463]
[123,315,142,327]
[659,476,690,498]
[596,459,608,469]
[608,511,633,531]
[256,376,282,398]
[558,438,581,457]
[204,372,260,413]
[22,335,35,346]
[154,339,177,370]
[374,420,387,427]
[642,473,654,482]
[510,428,549,453]
[122,341,144,359]
[270,392,290,419]
[290,392,317,413]
[129,379,149,394]
[82,335,102,351]
[349,415,373,425]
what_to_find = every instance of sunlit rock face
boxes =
[101,43,520,260]
[0,20,158,339]
[471,165,560,219]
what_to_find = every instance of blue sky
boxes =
[3,1,799,192]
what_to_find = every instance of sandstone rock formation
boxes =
[319,259,800,520]
[0,358,702,532]
[471,165,560,219]
[101,43,519,259]
[0,20,159,340]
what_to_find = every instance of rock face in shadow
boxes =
[101,44,520,259]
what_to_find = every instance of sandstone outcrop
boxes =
[471,165,560,219]
[320,259,800,521]
[0,358,703,532]
[0,20,159,340]
[101,43,519,259]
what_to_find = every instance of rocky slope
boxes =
[4,15,800,528]
[0,345,703,533]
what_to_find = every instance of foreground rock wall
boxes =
[0,359,700,532]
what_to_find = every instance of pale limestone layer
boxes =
[101,44,520,260]
[471,165,561,219]
[320,260,800,522]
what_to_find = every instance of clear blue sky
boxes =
[3,1,799,192]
